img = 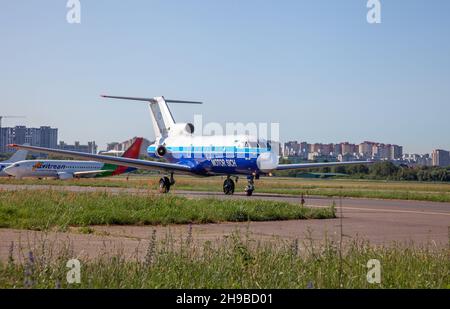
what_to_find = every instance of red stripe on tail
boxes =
[112,138,143,175]
[122,137,143,159]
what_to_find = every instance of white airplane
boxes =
[10,95,372,195]
[5,138,143,179]
[0,148,29,177]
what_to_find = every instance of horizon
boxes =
[0,122,443,155]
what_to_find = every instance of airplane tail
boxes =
[101,95,202,141]
[110,137,144,176]
[4,147,28,163]
[121,137,143,159]
[148,97,176,139]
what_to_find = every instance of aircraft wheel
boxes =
[159,176,171,193]
[245,176,255,196]
[223,178,235,195]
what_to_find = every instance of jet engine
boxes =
[57,172,74,180]
[156,145,168,157]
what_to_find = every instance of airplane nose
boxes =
[257,151,279,173]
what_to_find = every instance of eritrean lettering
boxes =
[33,162,66,170]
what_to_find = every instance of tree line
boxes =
[276,160,450,182]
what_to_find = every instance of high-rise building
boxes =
[311,143,322,153]
[25,127,41,146]
[299,142,309,154]
[0,127,14,152]
[59,141,97,154]
[334,143,342,155]
[104,137,152,156]
[341,142,357,155]
[0,125,58,153]
[403,153,432,166]
[279,140,410,162]
[39,126,58,149]
[107,142,120,152]
[389,144,403,160]
[321,143,334,155]
[417,154,433,167]
[87,141,97,154]
[284,141,301,157]
[432,149,450,167]
[13,126,27,145]
[372,143,391,160]
[358,141,375,157]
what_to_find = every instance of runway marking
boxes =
[307,204,450,216]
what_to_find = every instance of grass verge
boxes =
[1,233,448,288]
[1,177,450,203]
[0,190,334,230]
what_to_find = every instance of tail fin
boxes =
[4,148,28,163]
[148,97,176,139]
[101,95,202,140]
[121,137,143,159]
[109,137,143,176]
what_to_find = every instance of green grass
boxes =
[256,188,450,203]
[1,233,448,288]
[0,190,334,231]
[2,176,450,203]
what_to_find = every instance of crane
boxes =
[0,115,26,152]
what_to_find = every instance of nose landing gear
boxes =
[245,175,255,196]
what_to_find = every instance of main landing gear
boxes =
[159,173,175,193]
[158,173,256,196]
[223,176,236,195]
[223,175,255,196]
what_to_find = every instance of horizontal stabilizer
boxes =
[101,95,202,104]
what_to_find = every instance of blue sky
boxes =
[1,0,449,153]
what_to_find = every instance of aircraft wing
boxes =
[276,160,374,171]
[8,144,193,173]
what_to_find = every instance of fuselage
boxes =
[147,135,279,176]
[4,138,143,179]
[4,160,104,178]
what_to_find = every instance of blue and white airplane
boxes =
[10,95,372,195]
[0,148,28,177]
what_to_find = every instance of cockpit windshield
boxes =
[255,139,272,151]
[240,138,274,152]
